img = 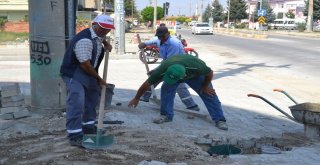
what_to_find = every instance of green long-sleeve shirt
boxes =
[147,55,212,84]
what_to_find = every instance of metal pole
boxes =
[227,0,230,31]
[306,0,314,32]
[259,0,262,34]
[97,0,101,12]
[132,0,134,23]
[153,0,157,30]
[115,0,125,55]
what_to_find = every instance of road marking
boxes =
[267,38,296,43]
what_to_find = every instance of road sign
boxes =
[258,9,266,16]
[258,16,266,25]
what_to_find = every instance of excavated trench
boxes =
[197,133,312,156]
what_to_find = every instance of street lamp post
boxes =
[209,6,214,28]
[153,0,157,30]
[227,0,230,31]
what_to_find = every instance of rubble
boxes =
[0,83,30,120]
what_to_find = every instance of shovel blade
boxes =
[149,97,161,106]
[82,134,114,150]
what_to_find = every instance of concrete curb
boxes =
[215,30,268,40]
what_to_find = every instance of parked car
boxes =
[176,22,181,29]
[191,23,213,35]
[189,21,197,26]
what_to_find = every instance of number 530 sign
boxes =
[30,41,52,66]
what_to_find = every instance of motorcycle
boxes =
[138,35,199,64]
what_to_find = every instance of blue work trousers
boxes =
[62,76,100,138]
[142,82,197,108]
[161,76,226,122]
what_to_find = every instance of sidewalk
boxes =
[0,30,319,164]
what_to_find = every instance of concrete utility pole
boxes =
[114,0,125,55]
[306,0,314,32]
[153,0,157,30]
[29,0,77,112]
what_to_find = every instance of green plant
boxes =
[296,22,306,32]
[76,17,91,27]
[0,18,8,31]
[0,32,29,42]
[235,23,247,29]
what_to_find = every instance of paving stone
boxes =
[1,94,24,103]
[0,89,20,98]
[0,83,20,91]
[1,100,24,107]
[0,106,23,114]
[13,110,30,119]
[0,113,14,120]
[0,119,15,130]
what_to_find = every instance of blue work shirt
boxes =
[145,36,185,60]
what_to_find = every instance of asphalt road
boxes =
[177,29,320,77]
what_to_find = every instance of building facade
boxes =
[246,0,306,19]
[0,0,28,21]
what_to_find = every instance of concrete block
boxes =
[0,119,15,130]
[1,100,24,107]
[1,89,20,98]
[0,113,14,120]
[13,110,30,119]
[1,94,24,103]
[0,106,23,114]
[0,83,20,91]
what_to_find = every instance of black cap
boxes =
[155,26,169,37]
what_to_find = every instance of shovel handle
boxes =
[273,88,298,105]
[247,93,297,122]
[273,88,283,92]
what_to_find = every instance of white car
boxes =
[191,23,213,35]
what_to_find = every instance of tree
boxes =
[141,6,164,23]
[228,0,248,22]
[202,4,212,22]
[103,0,138,17]
[304,0,320,20]
[212,0,225,22]
[285,10,295,19]
[252,0,276,23]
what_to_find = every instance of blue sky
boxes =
[135,0,227,16]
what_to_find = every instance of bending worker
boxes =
[128,55,228,130]
[139,26,200,111]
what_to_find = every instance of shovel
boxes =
[82,37,114,149]
[136,33,161,105]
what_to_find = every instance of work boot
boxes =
[83,125,106,134]
[215,121,228,130]
[153,116,172,124]
[187,105,200,111]
[139,98,149,102]
[69,134,84,148]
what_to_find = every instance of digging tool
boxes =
[82,37,114,149]
[136,33,161,105]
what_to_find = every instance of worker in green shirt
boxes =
[128,55,228,130]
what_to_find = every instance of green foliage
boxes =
[304,0,320,20]
[228,0,248,22]
[212,0,225,22]
[0,18,7,31]
[0,32,28,42]
[76,17,91,27]
[253,0,276,23]
[203,0,225,23]
[141,6,164,22]
[285,10,295,19]
[296,22,306,32]
[185,18,192,23]
[103,0,138,17]
[202,4,212,22]
[235,22,247,29]
[176,16,188,23]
